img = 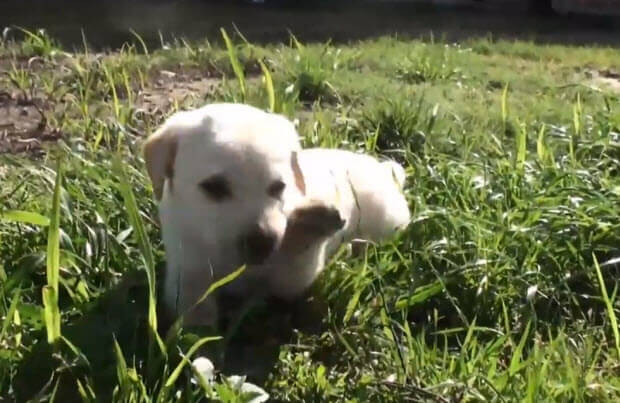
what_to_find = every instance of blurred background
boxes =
[1,0,619,49]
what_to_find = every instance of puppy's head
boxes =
[144,105,307,267]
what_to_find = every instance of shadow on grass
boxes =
[13,265,328,401]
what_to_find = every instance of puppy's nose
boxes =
[241,226,277,264]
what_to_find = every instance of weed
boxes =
[9,27,62,59]
[395,43,462,84]
[359,96,430,157]
[277,35,352,104]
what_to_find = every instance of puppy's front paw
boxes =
[288,203,345,237]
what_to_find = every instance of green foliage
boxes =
[395,43,462,84]
[0,30,619,402]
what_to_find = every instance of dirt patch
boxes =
[137,69,220,114]
[0,92,62,156]
[0,68,220,156]
[586,69,620,93]
[596,69,620,93]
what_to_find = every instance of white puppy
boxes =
[144,102,411,328]
[143,103,307,327]
[252,148,411,299]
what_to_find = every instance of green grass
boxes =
[1,27,619,402]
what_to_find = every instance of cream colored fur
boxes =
[144,103,304,326]
[252,148,411,299]
[143,103,411,327]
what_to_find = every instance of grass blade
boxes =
[570,92,582,165]
[395,280,444,310]
[515,121,527,170]
[0,287,21,343]
[461,316,478,353]
[112,156,165,367]
[220,27,246,102]
[593,254,620,358]
[232,23,252,47]
[42,286,61,344]
[509,319,531,376]
[164,336,221,388]
[191,265,246,310]
[259,59,275,112]
[113,337,130,395]
[76,378,96,403]
[344,286,363,325]
[289,32,304,52]
[536,123,547,164]
[101,63,121,125]
[129,28,149,56]
[42,159,62,345]
[111,159,154,271]
[47,160,62,294]
[61,335,91,368]
[0,210,50,226]
[167,265,247,339]
[344,254,369,324]
[573,92,582,137]
[48,376,61,403]
[501,83,509,132]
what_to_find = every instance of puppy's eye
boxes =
[267,180,286,198]
[199,176,232,201]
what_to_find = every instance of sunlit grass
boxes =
[0,27,619,401]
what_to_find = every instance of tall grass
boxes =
[0,31,619,402]
[112,155,165,378]
[221,28,246,102]
[593,254,620,358]
[42,158,62,345]
[259,60,276,113]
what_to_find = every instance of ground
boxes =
[0,12,619,402]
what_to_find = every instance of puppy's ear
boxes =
[143,128,178,200]
[291,151,306,195]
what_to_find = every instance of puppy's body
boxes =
[300,148,410,252]
[253,148,411,299]
[145,103,410,328]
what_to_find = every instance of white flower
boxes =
[191,356,215,385]
[526,285,538,302]
[471,175,488,189]
[568,196,583,207]
[226,375,270,403]
[190,358,269,402]
[476,274,489,297]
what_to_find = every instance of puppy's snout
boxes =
[241,226,277,264]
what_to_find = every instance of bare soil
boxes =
[0,66,222,156]
[592,69,620,93]
[0,92,62,155]
[138,69,221,115]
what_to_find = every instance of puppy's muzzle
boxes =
[240,225,278,264]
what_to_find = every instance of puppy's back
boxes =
[299,149,411,242]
